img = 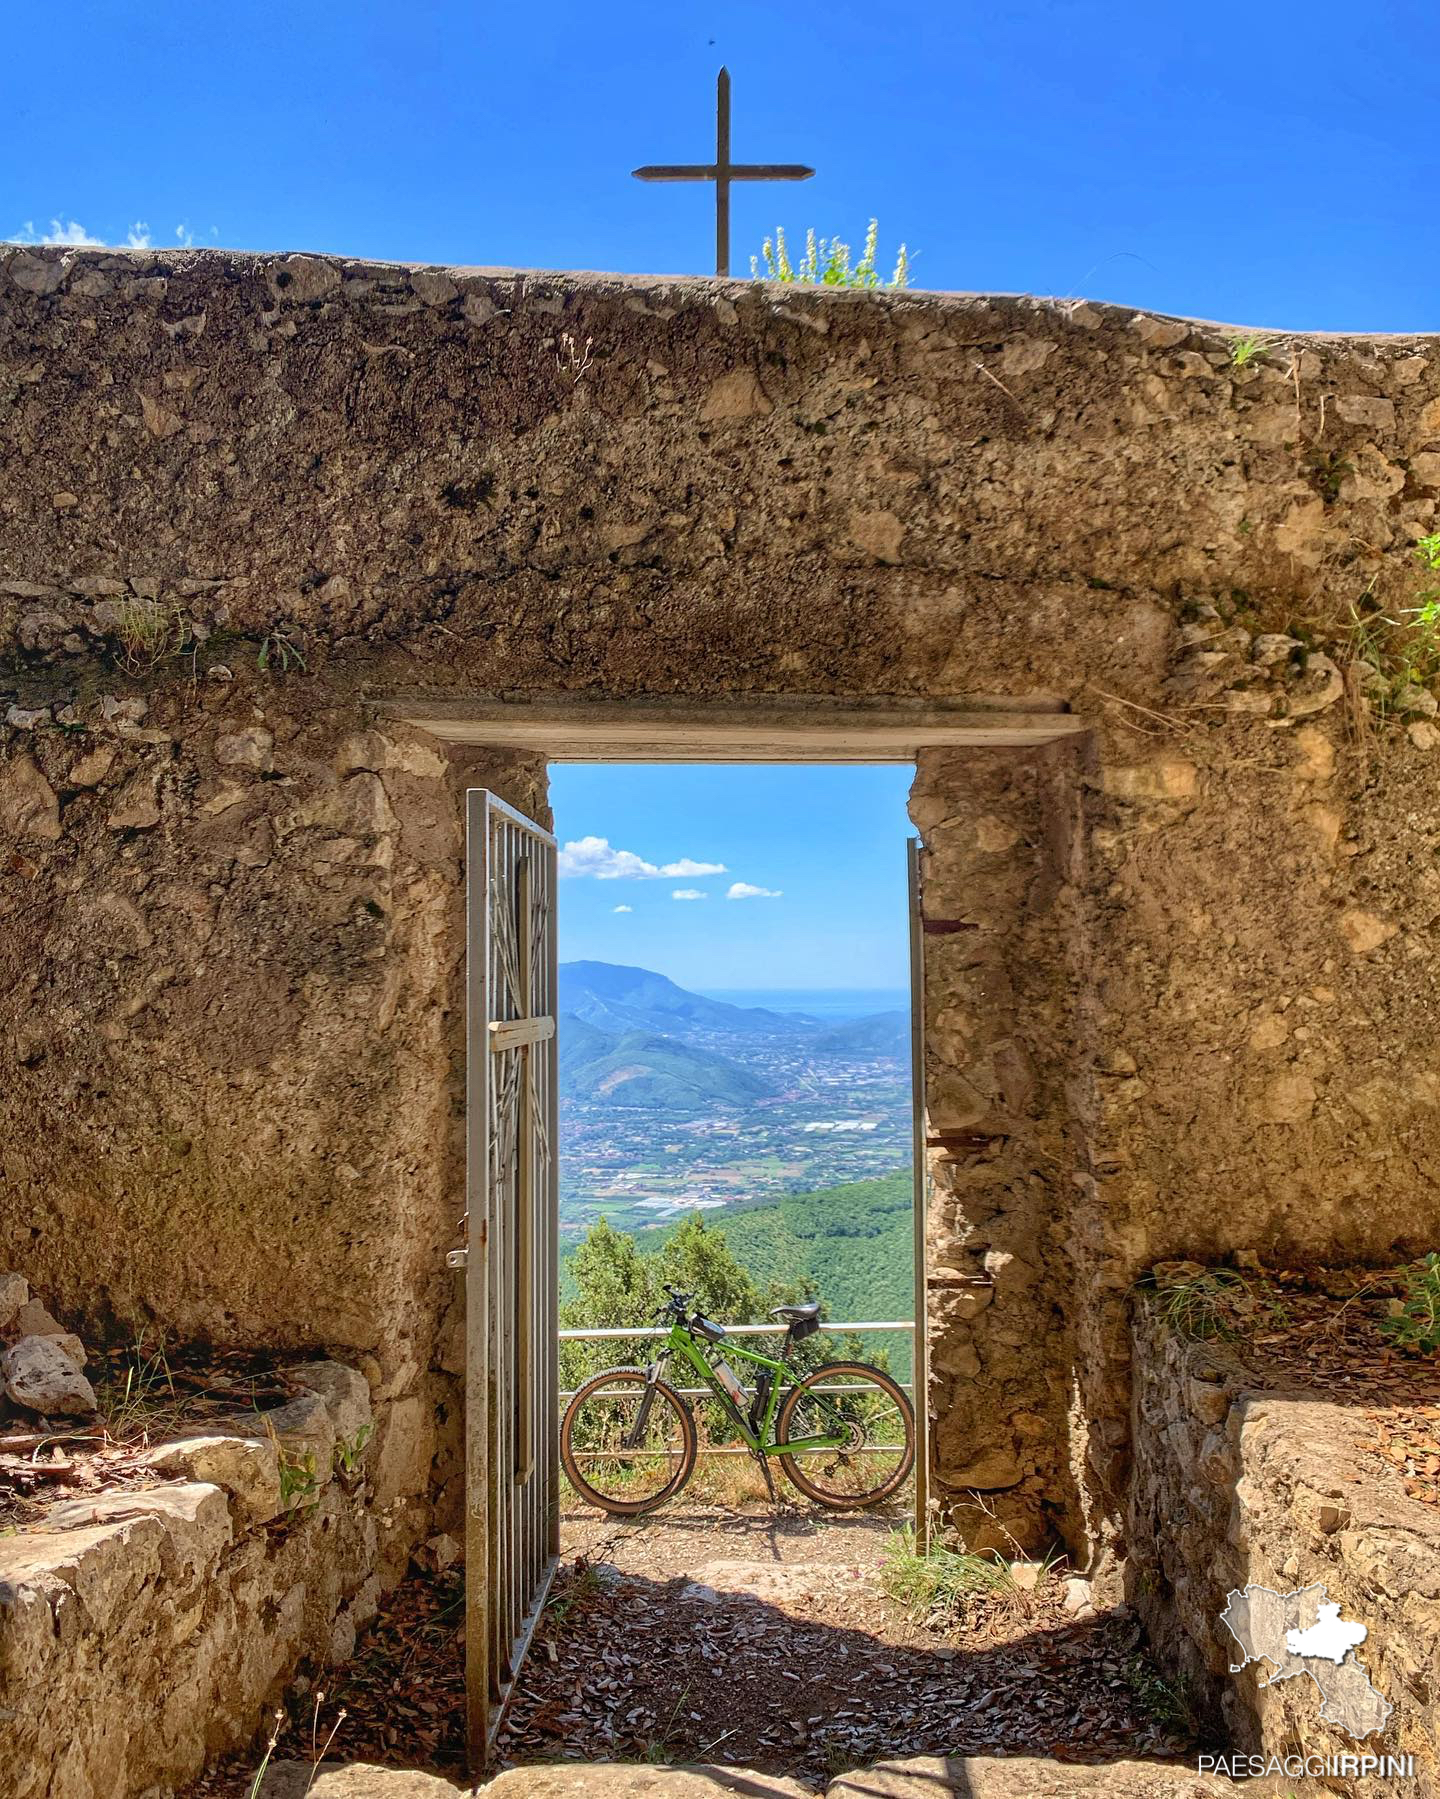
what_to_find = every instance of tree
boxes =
[561,1216,656,1330]
[653,1212,764,1324]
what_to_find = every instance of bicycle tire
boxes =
[560,1366,697,1515]
[775,1361,915,1508]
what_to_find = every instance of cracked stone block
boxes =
[135,1434,283,1526]
[290,1360,373,1449]
[483,1765,811,1797]
[2,1335,97,1415]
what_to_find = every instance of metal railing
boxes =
[559,1320,915,1456]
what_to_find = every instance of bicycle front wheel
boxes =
[560,1367,697,1515]
[776,1361,915,1508]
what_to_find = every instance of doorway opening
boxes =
[548,760,924,1530]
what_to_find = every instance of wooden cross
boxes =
[632,67,815,277]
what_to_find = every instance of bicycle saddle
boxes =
[769,1301,821,1323]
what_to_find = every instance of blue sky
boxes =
[551,766,913,990]
[5,0,1436,331]
[8,3,1430,987]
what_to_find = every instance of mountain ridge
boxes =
[558,1015,770,1109]
[559,960,816,1039]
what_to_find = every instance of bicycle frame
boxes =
[650,1321,844,1457]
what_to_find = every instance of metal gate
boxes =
[459,790,560,1765]
[907,836,932,1551]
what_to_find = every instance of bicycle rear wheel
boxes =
[560,1367,697,1515]
[776,1361,914,1508]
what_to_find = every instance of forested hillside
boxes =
[558,1171,914,1387]
[653,1172,913,1324]
[561,1171,909,1313]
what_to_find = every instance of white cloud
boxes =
[727,881,783,900]
[612,904,633,914]
[672,889,707,901]
[11,218,104,246]
[558,835,726,881]
[7,218,203,251]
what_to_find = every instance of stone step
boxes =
[261,1755,1240,1797]
[259,1765,464,1797]
[825,1756,1239,1795]
[484,1766,812,1796]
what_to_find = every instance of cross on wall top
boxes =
[632,68,815,277]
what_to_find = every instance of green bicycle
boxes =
[560,1284,915,1515]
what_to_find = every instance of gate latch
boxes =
[445,1248,468,1271]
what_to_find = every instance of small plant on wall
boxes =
[1341,537,1440,716]
[1227,336,1269,370]
[1144,1266,1253,1340]
[1381,1253,1440,1355]
[752,219,909,289]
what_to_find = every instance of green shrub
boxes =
[1382,1253,1440,1354]
[881,1526,1024,1626]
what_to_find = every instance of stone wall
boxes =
[1129,1303,1440,1791]
[5,248,1440,704]
[910,746,1086,1552]
[910,714,1440,1559]
[0,680,546,1557]
[4,246,1440,1559]
[0,1361,381,1799]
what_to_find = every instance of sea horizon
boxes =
[697,986,910,1020]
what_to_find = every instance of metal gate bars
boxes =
[460,790,560,1764]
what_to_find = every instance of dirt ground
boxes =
[496,1503,1189,1783]
[193,1498,1196,1795]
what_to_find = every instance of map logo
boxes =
[1219,1582,1391,1740]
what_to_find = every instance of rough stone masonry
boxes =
[3,245,1440,1567]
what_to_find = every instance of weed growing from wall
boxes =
[112,599,188,675]
[256,630,307,674]
[1124,1654,1199,1741]
[333,1423,373,1480]
[277,1448,320,1512]
[1145,1268,1253,1340]
[1340,537,1440,713]
[752,219,908,289]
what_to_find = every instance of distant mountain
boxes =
[558,1013,616,1080]
[558,961,813,1040]
[812,1010,910,1057]
[558,1015,771,1110]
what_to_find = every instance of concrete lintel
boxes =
[375,695,1088,761]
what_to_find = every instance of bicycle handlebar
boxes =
[656,1284,695,1324]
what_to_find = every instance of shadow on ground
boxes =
[187,1509,1197,1794]
[497,1508,1192,1783]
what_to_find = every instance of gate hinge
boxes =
[446,1219,487,1271]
